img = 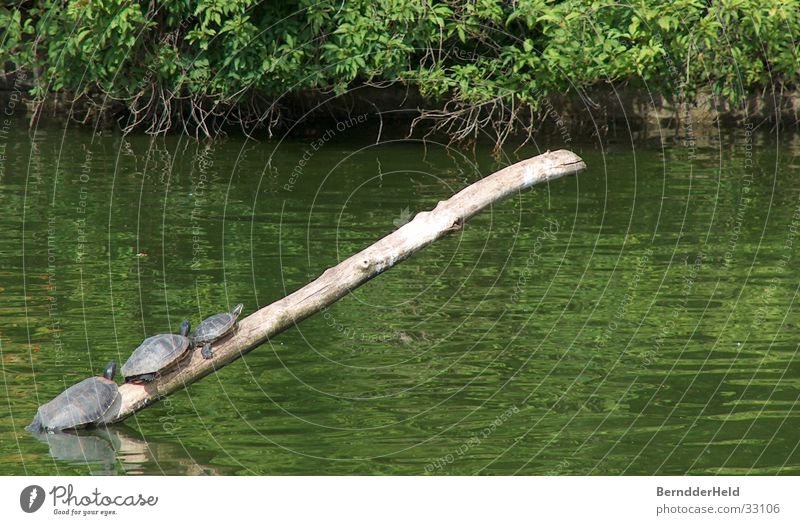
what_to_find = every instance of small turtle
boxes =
[191,303,244,359]
[27,361,120,433]
[122,320,191,383]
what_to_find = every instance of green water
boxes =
[1,120,799,475]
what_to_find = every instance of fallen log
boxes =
[104,149,586,423]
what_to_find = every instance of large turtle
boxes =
[122,319,191,383]
[191,303,244,359]
[27,361,120,433]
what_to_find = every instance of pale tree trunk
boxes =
[104,149,586,423]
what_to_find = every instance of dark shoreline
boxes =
[2,78,797,143]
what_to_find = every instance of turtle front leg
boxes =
[201,342,214,359]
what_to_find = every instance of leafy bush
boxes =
[1,0,797,142]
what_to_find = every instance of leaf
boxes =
[523,39,534,53]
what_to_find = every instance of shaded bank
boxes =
[2,80,797,146]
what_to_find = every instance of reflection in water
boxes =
[32,429,119,475]
[30,426,219,475]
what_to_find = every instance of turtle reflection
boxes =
[31,426,219,475]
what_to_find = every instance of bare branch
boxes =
[101,149,587,424]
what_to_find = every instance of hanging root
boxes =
[67,79,284,140]
[409,94,536,153]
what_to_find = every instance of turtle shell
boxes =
[28,376,120,432]
[121,333,191,379]
[191,304,243,345]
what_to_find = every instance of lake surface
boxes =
[1,118,799,475]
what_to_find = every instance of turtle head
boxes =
[180,319,191,337]
[104,360,117,381]
[231,303,244,318]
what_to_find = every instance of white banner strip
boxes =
[3,476,797,524]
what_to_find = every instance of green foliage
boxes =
[1,0,798,138]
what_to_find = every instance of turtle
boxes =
[191,303,244,359]
[121,319,191,383]
[26,361,120,433]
